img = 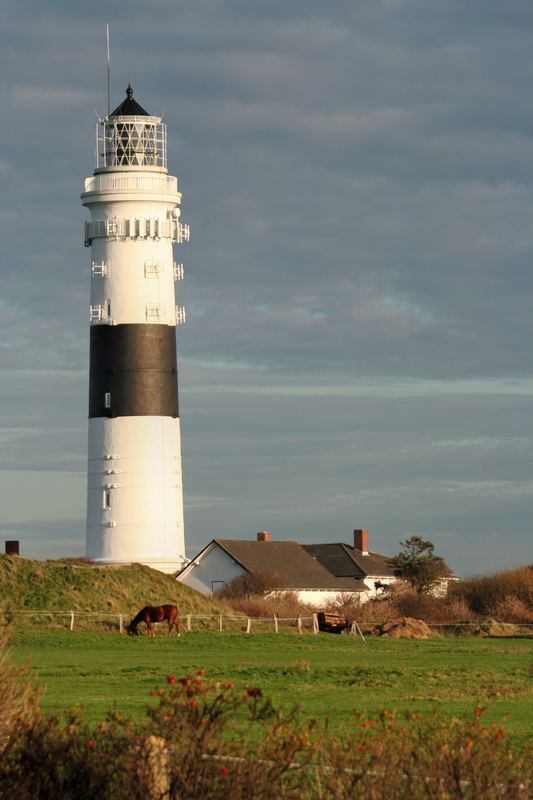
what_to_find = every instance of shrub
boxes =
[323,596,398,624]
[226,591,314,621]
[1,671,532,799]
[0,709,148,800]
[0,636,531,797]
[323,589,476,627]
[216,571,285,600]
[485,596,533,624]
[217,572,315,622]
[318,708,531,799]
[451,566,533,621]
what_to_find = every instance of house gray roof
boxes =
[215,539,365,592]
[302,543,395,579]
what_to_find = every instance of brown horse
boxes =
[126,604,180,637]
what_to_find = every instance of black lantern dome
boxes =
[109,85,149,117]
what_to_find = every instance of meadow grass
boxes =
[8,628,533,743]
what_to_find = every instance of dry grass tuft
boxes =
[226,592,314,620]
[0,633,41,757]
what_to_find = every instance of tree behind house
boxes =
[216,570,284,600]
[387,536,451,595]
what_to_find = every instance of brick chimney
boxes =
[257,531,272,542]
[5,540,20,556]
[353,529,368,555]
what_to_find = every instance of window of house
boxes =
[102,490,111,510]
[104,392,111,408]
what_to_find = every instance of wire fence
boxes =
[0,609,322,635]
[0,610,531,637]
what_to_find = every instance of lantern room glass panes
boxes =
[99,116,167,169]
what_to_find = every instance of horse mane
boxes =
[129,606,149,628]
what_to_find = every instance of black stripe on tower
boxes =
[89,325,179,418]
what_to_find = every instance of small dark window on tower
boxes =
[107,300,112,318]
[104,392,111,408]
[102,490,111,510]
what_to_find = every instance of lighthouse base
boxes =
[86,416,186,571]
[87,556,188,575]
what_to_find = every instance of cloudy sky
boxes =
[1,0,532,576]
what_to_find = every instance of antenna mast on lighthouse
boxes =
[81,78,189,573]
[106,24,111,118]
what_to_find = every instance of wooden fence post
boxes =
[297,615,302,635]
[246,618,251,634]
[274,614,278,634]
[352,621,367,643]
[119,614,124,634]
[137,735,170,800]
[219,614,223,632]
[187,614,192,632]
[312,613,318,634]
[70,610,75,631]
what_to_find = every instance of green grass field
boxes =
[8,628,533,743]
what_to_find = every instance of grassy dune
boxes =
[0,555,230,617]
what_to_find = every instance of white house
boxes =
[176,531,366,607]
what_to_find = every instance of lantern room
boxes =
[96,85,167,170]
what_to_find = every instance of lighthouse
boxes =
[81,85,188,573]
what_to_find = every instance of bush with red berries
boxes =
[0,664,531,798]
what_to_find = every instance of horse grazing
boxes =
[126,604,180,637]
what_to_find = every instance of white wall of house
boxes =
[287,580,400,607]
[177,544,245,596]
[266,589,371,608]
[292,589,363,608]
[362,576,398,599]
[289,578,400,607]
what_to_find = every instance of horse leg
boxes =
[146,620,154,637]
[168,608,179,636]
[167,612,174,636]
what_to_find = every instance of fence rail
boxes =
[0,610,322,635]
[0,610,531,636]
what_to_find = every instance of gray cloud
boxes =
[1,0,532,575]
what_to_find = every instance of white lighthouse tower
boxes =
[81,85,189,573]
